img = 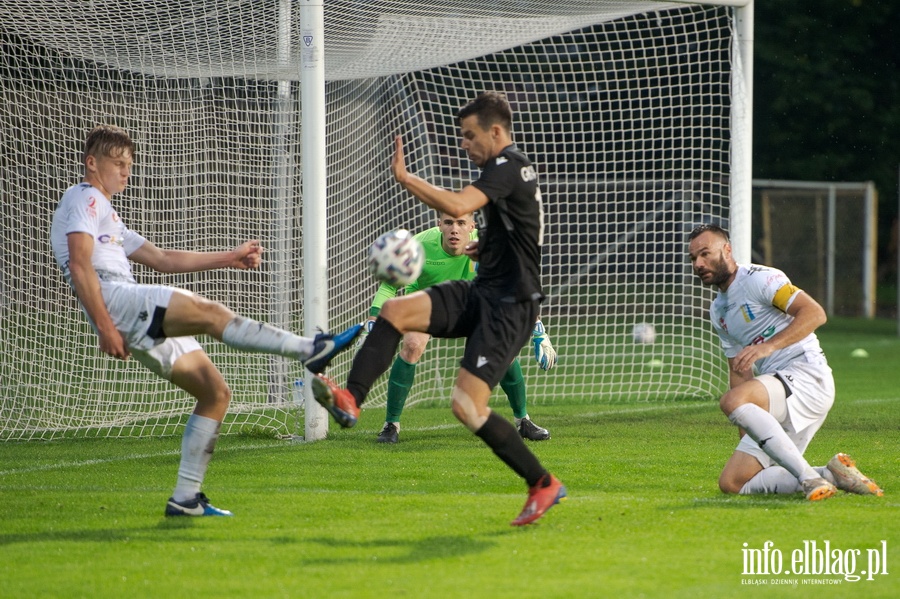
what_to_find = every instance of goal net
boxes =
[0,1,736,441]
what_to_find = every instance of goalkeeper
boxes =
[362,211,556,444]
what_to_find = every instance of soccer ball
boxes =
[632,322,657,344]
[366,229,425,286]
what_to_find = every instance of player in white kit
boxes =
[51,125,361,516]
[687,224,882,501]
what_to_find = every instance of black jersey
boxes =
[470,144,544,303]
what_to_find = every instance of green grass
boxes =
[0,319,898,598]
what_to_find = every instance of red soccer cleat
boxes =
[511,474,567,526]
[311,374,360,428]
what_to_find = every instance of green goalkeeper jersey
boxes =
[368,226,478,316]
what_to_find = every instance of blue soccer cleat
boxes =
[165,492,233,517]
[304,323,364,374]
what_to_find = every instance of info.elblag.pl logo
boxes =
[741,540,889,585]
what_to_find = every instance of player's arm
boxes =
[66,232,130,360]
[727,357,754,388]
[129,239,263,273]
[729,290,826,375]
[392,136,488,217]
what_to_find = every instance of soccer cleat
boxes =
[311,373,360,428]
[518,417,550,441]
[165,492,233,517]
[376,422,399,444]
[800,476,837,501]
[304,323,364,374]
[827,453,884,496]
[511,474,567,526]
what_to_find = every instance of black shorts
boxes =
[425,280,539,388]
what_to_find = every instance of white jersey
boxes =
[50,182,146,284]
[710,264,827,374]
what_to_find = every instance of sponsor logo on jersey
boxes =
[741,302,756,322]
[97,234,124,246]
[520,165,537,182]
[495,156,508,165]
[750,325,777,345]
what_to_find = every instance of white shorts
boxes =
[98,282,202,380]
[736,359,835,467]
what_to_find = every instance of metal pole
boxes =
[300,0,329,440]
[730,1,754,264]
[826,185,836,316]
[862,181,876,319]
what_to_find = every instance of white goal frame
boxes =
[0,0,755,441]
[297,0,755,439]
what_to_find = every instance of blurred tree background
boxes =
[754,0,899,311]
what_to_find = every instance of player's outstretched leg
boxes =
[827,453,884,496]
[165,492,233,517]
[304,323,364,374]
[311,373,360,428]
[511,474,567,526]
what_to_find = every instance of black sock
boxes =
[346,317,403,406]
[475,411,548,487]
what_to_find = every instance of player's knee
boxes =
[199,383,231,419]
[450,398,467,423]
[719,388,745,416]
[400,337,427,362]
[718,470,743,494]
[451,390,483,431]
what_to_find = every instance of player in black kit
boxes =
[310,92,566,526]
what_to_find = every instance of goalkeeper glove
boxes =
[532,320,557,371]
[355,319,376,350]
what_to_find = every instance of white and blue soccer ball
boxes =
[367,229,425,286]
[632,322,657,344]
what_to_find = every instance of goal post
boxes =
[0,1,751,441]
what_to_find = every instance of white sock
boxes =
[740,465,835,495]
[740,467,800,494]
[727,403,819,482]
[173,414,221,502]
[815,466,836,485]
[222,316,312,360]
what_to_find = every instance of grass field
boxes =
[1,317,897,598]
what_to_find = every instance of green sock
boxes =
[499,358,528,419]
[385,356,417,423]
